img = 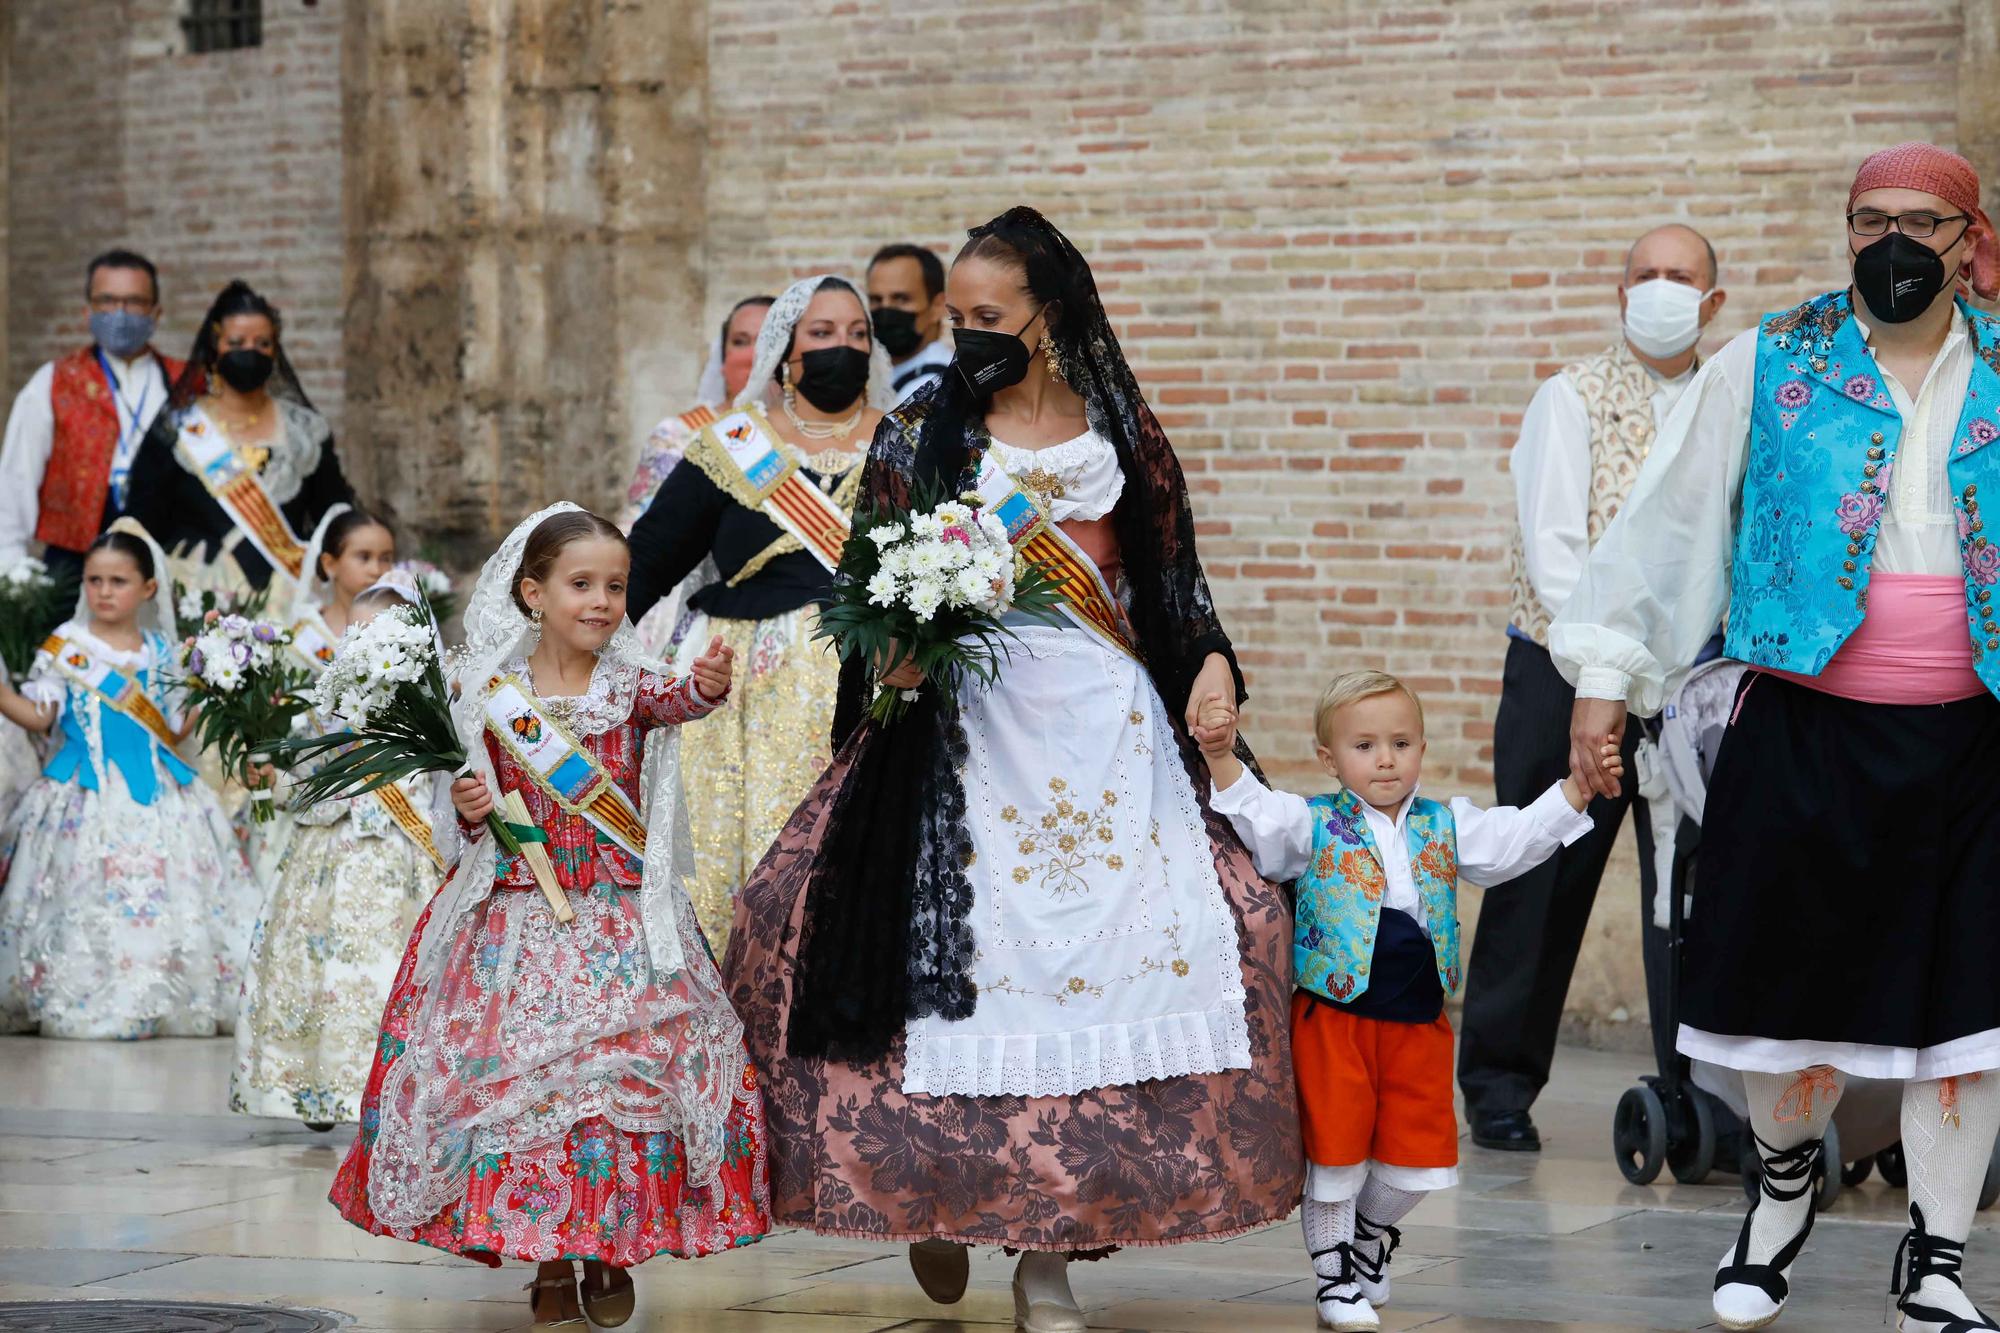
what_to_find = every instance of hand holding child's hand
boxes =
[1560,742,1623,812]
[1189,691,1238,758]
[452,774,495,823]
[691,636,734,701]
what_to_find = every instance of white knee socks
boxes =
[1739,1066,1846,1266]
[1899,1072,2000,1326]
[1353,1177,1423,1302]
[1302,1196,1356,1278]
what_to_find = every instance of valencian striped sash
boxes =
[370,779,446,873]
[175,409,307,579]
[697,405,852,572]
[483,676,647,858]
[41,633,179,751]
[969,452,1139,659]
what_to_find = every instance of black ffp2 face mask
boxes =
[216,348,275,393]
[952,308,1044,397]
[871,307,924,360]
[1852,232,1951,325]
[792,345,871,413]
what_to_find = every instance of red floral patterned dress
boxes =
[329,664,770,1267]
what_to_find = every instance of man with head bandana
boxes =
[0,249,181,577]
[1557,142,2000,1332]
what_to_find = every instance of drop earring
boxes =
[1044,336,1065,383]
[529,606,544,646]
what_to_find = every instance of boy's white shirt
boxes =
[1209,769,1594,923]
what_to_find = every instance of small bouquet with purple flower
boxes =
[177,611,314,822]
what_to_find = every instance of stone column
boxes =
[1963,1,2000,219]
[340,0,710,559]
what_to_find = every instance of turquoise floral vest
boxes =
[1728,291,2000,697]
[1295,788,1461,1004]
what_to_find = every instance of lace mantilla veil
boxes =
[733,273,896,414]
[369,501,746,1232]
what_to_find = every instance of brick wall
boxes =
[3,0,1984,1043]
[7,0,345,431]
[701,0,1971,794]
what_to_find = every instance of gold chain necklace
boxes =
[781,387,864,441]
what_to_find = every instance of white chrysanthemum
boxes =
[867,522,907,548]
[866,570,900,607]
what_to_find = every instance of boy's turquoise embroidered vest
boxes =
[1728,291,2000,697]
[1295,788,1460,1004]
[43,629,195,805]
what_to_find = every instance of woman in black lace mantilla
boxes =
[723,207,1300,1329]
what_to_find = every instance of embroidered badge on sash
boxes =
[970,453,1139,659]
[175,409,307,579]
[690,404,853,573]
[483,676,646,858]
[41,633,178,751]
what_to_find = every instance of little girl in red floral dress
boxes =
[330,504,769,1327]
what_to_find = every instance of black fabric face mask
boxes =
[952,308,1043,397]
[215,348,275,393]
[792,345,871,412]
[871,307,924,360]
[1852,232,1951,325]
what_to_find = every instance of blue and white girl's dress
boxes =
[0,621,260,1039]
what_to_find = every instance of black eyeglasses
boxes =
[87,294,156,314]
[1847,209,1971,242]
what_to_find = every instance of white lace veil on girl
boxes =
[37,519,180,790]
[416,500,690,980]
[83,518,178,641]
[369,500,748,1232]
[288,502,351,628]
[734,273,895,413]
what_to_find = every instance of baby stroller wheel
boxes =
[1667,1084,1719,1184]
[1842,1155,1874,1188]
[1878,1141,1908,1188]
[1614,1083,1668,1185]
[1980,1141,2000,1211]
[1740,1120,1842,1210]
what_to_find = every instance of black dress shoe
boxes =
[1471,1109,1541,1151]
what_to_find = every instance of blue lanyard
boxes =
[93,348,152,456]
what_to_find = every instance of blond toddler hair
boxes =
[1312,669,1426,747]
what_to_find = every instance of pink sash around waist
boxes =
[1762,573,1986,706]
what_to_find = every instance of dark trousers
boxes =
[1457,636,1670,1117]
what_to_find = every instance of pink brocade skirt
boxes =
[720,733,1304,1251]
[329,893,772,1267]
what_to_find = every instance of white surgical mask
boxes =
[1622,278,1711,359]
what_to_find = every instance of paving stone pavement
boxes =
[0,1035,1988,1331]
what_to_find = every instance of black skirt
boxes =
[1683,672,2000,1069]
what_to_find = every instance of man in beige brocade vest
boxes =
[1459,225,1727,1152]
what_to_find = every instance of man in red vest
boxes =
[0,249,182,578]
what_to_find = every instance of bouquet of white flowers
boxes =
[0,557,76,682]
[178,612,314,821]
[395,558,459,626]
[816,487,1066,723]
[267,605,530,858]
